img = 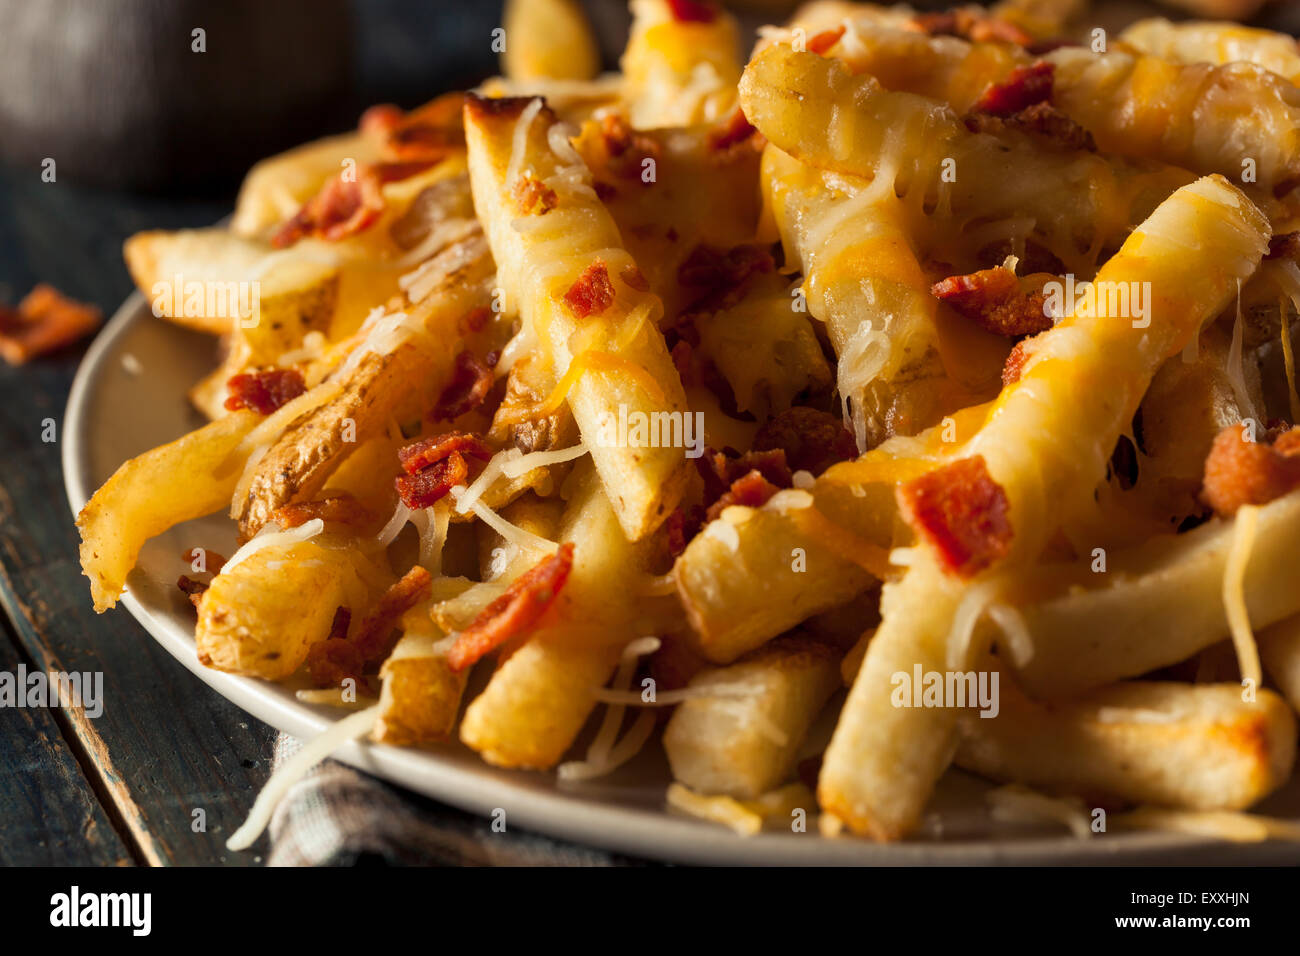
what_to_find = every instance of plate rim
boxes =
[60,292,1300,866]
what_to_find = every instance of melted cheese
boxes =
[1222,504,1263,690]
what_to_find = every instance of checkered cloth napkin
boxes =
[264,734,650,866]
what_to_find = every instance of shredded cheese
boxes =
[1112,807,1300,843]
[987,785,1093,839]
[221,519,325,575]
[449,485,559,555]
[666,783,762,837]
[557,637,660,782]
[505,98,544,199]
[226,704,380,851]
[1222,503,1263,690]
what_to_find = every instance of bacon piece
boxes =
[707,109,760,155]
[398,430,494,474]
[447,543,575,671]
[271,160,435,247]
[432,349,494,421]
[908,10,1032,46]
[512,175,558,215]
[1266,232,1300,261]
[705,470,782,522]
[367,93,466,163]
[677,243,775,315]
[1002,336,1033,386]
[223,368,306,414]
[0,284,102,365]
[306,606,359,687]
[897,455,1013,578]
[360,103,404,141]
[177,575,208,609]
[183,547,227,574]
[269,494,376,532]
[351,566,433,664]
[600,114,661,181]
[808,26,847,56]
[965,101,1095,151]
[667,0,717,23]
[563,260,617,318]
[697,447,793,522]
[459,305,492,334]
[931,266,1051,337]
[1201,424,1300,517]
[395,453,469,509]
[973,62,1054,116]
[752,406,857,476]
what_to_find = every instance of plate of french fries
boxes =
[64,0,1300,863]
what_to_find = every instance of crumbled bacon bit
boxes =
[593,180,618,201]
[459,305,492,334]
[897,455,1013,578]
[1201,423,1300,517]
[697,447,793,521]
[1266,232,1300,260]
[183,547,227,574]
[965,101,1095,151]
[808,26,846,56]
[271,160,435,247]
[223,368,306,414]
[563,260,616,318]
[707,109,760,154]
[706,470,783,521]
[512,175,558,215]
[269,495,376,532]
[670,339,698,386]
[752,406,858,475]
[678,243,774,290]
[600,114,661,181]
[0,284,102,366]
[908,10,1032,46]
[359,103,405,141]
[665,508,691,558]
[972,62,1054,116]
[432,350,494,421]
[1002,335,1035,386]
[353,566,433,664]
[931,266,1052,337]
[447,543,575,671]
[306,607,357,687]
[395,454,469,509]
[177,575,208,609]
[667,0,718,23]
[398,430,493,474]
[620,264,650,292]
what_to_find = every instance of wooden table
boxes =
[0,166,280,865]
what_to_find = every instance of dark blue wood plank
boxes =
[0,166,277,865]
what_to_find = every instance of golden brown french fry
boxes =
[502,0,600,83]
[819,175,1272,840]
[459,462,648,769]
[621,0,742,128]
[956,678,1297,813]
[463,94,690,542]
[195,534,378,681]
[78,409,260,612]
[1260,613,1300,715]
[1011,491,1300,699]
[663,633,842,799]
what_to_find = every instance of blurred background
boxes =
[0,0,1297,194]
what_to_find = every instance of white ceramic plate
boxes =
[63,292,1300,865]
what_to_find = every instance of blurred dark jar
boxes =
[0,0,353,192]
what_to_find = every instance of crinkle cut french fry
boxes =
[196,540,370,681]
[819,175,1272,840]
[762,147,952,449]
[459,462,646,769]
[463,94,690,542]
[742,44,1194,278]
[1012,491,1300,699]
[621,0,742,129]
[956,677,1297,812]
[1260,612,1300,716]
[77,409,260,612]
[663,632,842,799]
[1119,17,1300,85]
[1045,45,1300,193]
